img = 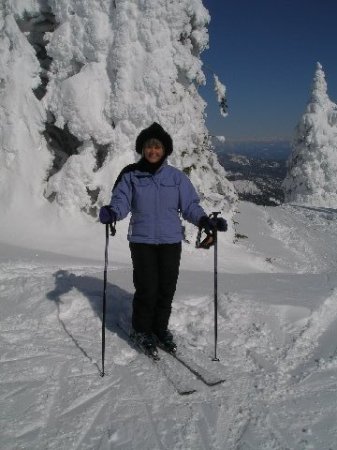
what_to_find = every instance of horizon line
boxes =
[214,136,291,144]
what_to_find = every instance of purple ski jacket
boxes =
[109,160,206,244]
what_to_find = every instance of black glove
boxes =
[199,216,228,233]
[216,217,228,232]
[198,215,216,235]
[99,205,117,224]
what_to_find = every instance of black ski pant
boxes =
[129,242,182,334]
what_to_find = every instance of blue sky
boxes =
[201,0,337,141]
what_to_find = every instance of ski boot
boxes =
[155,329,177,354]
[130,330,160,360]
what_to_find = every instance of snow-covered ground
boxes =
[1,201,337,450]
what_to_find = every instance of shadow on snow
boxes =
[46,269,133,374]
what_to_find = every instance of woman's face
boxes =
[143,141,165,163]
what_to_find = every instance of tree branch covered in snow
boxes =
[213,74,228,117]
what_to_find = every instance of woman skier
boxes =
[99,122,226,358]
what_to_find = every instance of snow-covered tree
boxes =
[0,0,236,230]
[44,0,236,216]
[283,63,337,207]
[0,2,53,213]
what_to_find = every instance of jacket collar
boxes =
[135,158,168,176]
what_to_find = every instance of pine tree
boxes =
[283,63,337,207]
[0,0,236,225]
[43,0,236,216]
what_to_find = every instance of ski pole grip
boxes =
[209,212,221,227]
[109,221,116,236]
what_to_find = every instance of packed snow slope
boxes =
[1,201,337,450]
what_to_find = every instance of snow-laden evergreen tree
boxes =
[43,0,236,216]
[283,63,337,207]
[0,1,53,214]
[0,0,236,235]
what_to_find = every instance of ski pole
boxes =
[211,212,221,362]
[195,212,221,360]
[101,222,116,377]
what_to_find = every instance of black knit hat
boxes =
[135,122,173,155]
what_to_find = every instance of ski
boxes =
[155,350,200,395]
[162,336,227,387]
[117,322,200,395]
[117,321,226,389]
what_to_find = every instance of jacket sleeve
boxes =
[179,172,206,226]
[109,171,132,220]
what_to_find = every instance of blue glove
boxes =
[99,205,117,224]
[198,216,216,235]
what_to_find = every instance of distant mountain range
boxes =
[214,139,291,161]
[214,139,291,206]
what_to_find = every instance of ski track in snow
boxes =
[2,203,337,449]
